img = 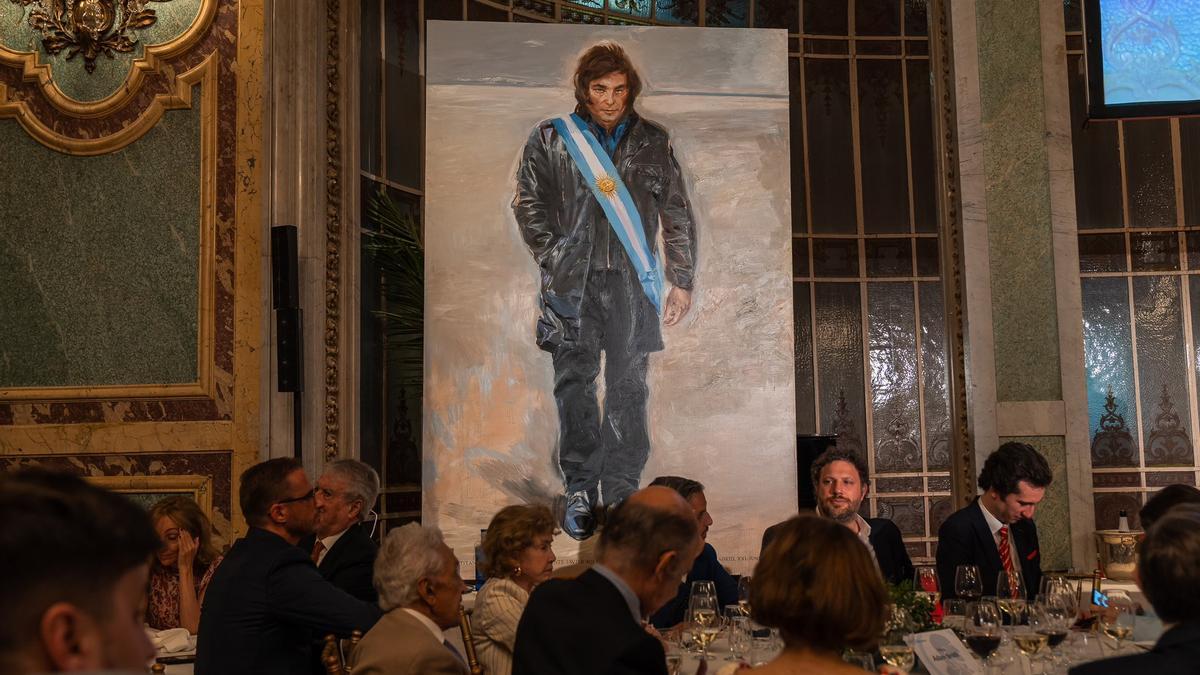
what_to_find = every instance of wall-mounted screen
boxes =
[1086,0,1200,118]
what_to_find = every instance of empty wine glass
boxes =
[956,564,983,601]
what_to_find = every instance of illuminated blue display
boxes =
[1099,0,1200,105]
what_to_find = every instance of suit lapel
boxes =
[317,523,361,573]
[966,499,1002,568]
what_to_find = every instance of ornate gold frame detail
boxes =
[323,0,342,462]
[0,54,218,401]
[87,472,214,519]
[0,0,217,153]
[928,0,975,506]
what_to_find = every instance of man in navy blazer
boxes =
[1070,504,1200,674]
[936,442,1051,602]
[300,459,380,603]
[513,486,703,675]
[761,448,914,586]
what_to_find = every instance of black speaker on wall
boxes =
[796,434,838,509]
[270,225,303,393]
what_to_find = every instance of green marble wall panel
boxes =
[977,0,1062,402]
[0,90,201,388]
[1002,435,1071,571]
[0,0,203,103]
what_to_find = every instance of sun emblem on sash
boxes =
[595,174,617,196]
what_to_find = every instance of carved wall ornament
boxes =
[1146,384,1192,465]
[830,389,864,456]
[11,0,173,74]
[1090,386,1136,467]
[876,415,921,473]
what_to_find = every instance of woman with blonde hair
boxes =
[147,496,224,632]
[746,514,890,674]
[473,504,557,675]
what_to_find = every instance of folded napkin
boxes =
[147,627,195,654]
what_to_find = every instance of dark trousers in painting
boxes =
[553,269,651,504]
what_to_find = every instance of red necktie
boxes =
[998,525,1016,578]
[311,539,325,565]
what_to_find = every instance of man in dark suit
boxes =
[936,442,1051,602]
[761,448,914,585]
[1070,504,1200,674]
[513,486,703,675]
[300,458,380,602]
[196,458,381,675]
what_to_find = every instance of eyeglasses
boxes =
[276,488,315,505]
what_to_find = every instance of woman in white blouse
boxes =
[473,504,557,675]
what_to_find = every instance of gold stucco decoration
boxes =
[12,0,171,74]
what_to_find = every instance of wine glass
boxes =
[842,650,876,671]
[688,591,719,661]
[942,598,967,636]
[914,565,941,613]
[965,601,1002,668]
[736,575,753,616]
[955,564,983,601]
[725,611,751,658]
[996,569,1027,626]
[1099,589,1135,654]
[1031,596,1070,671]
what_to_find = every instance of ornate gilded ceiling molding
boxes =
[0,54,218,401]
[0,0,216,152]
[323,0,341,462]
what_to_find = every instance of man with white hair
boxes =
[300,459,381,603]
[352,523,468,675]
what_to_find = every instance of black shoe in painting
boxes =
[562,490,596,540]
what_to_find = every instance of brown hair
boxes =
[149,496,221,571]
[1138,503,1200,624]
[573,42,642,114]
[481,504,556,578]
[239,457,303,527]
[751,515,887,653]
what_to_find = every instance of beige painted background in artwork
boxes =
[425,22,795,574]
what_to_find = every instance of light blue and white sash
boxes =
[551,113,664,313]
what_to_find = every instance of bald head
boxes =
[626,485,693,514]
[598,486,700,573]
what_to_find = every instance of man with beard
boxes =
[761,448,913,585]
[196,458,381,675]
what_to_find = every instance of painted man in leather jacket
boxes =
[512,42,698,540]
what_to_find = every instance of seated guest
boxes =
[1139,483,1200,530]
[195,458,381,675]
[937,442,1050,602]
[513,486,703,675]
[147,496,225,633]
[647,475,738,628]
[762,449,913,585]
[352,523,468,675]
[300,458,381,602]
[1069,504,1200,674]
[747,514,888,674]
[473,504,558,675]
[0,469,159,673]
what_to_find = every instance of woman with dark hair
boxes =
[147,496,224,632]
[746,515,891,674]
[473,504,557,675]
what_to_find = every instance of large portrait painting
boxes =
[425,21,795,574]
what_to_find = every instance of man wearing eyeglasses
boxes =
[196,458,382,675]
[300,459,381,603]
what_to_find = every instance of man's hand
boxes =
[663,287,692,326]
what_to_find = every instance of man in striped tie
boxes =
[935,442,1052,603]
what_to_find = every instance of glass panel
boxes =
[915,237,939,276]
[905,40,929,56]
[805,58,858,233]
[360,0,381,176]
[876,477,923,493]
[865,238,912,277]
[907,59,937,233]
[1082,277,1137,468]
[789,58,808,234]
[868,282,922,473]
[1094,492,1143,530]
[466,0,510,20]
[561,3,603,22]
[815,283,867,455]
[1146,470,1195,486]
[793,237,810,277]
[1093,472,1140,488]
[928,475,951,491]
[1130,232,1181,272]
[920,282,950,471]
[855,0,900,35]
[610,0,651,19]
[1189,232,1200,270]
[706,0,749,26]
[929,496,953,536]
[1179,118,1200,227]
[904,0,928,36]
[754,0,798,30]
[803,38,850,54]
[856,40,901,55]
[1064,0,1082,32]
[795,282,816,434]
[654,0,695,24]
[1078,233,1127,273]
[1124,120,1177,228]
[360,180,385,474]
[877,497,924,535]
[1189,277,1200,464]
[857,59,909,233]
[1133,276,1193,467]
[803,0,848,35]
[514,0,556,20]
[425,0,466,20]
[384,0,422,188]
[1068,55,1123,229]
[1066,34,1083,51]
[812,238,859,276]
